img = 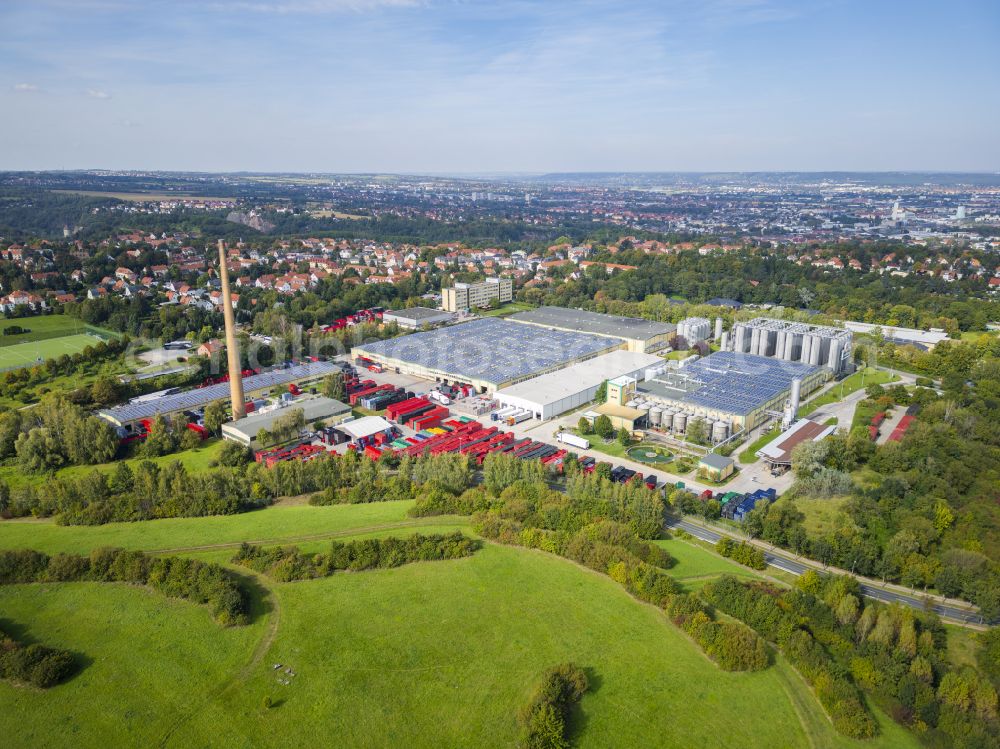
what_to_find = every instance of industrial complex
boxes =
[98,360,339,429]
[633,351,827,435]
[725,318,853,375]
[507,306,675,353]
[493,350,663,420]
[352,317,624,391]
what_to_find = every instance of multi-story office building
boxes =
[441,277,513,312]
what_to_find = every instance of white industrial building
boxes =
[382,307,455,330]
[493,351,662,420]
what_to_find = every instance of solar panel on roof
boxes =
[98,361,337,423]
[355,318,621,386]
[641,352,818,415]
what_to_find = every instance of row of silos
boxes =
[729,321,849,374]
[677,317,712,345]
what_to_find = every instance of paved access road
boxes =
[668,517,988,628]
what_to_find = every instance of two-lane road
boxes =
[667,517,986,627]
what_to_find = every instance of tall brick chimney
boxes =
[218,239,246,420]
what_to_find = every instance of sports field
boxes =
[0,333,104,368]
[0,502,920,749]
[0,314,116,369]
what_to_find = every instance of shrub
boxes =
[0,629,77,688]
[232,532,481,581]
[518,663,589,749]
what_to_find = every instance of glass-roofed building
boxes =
[637,351,829,436]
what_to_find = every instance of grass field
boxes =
[0,315,118,370]
[475,301,537,317]
[0,438,228,491]
[0,503,922,748]
[738,424,781,463]
[801,368,898,416]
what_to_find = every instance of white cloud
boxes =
[87,88,111,99]
[13,82,39,92]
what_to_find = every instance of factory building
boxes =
[97,361,340,429]
[676,317,712,345]
[220,395,351,449]
[382,307,455,330]
[493,351,661,420]
[507,306,675,353]
[353,317,622,392]
[728,318,853,375]
[441,277,513,312]
[634,351,828,437]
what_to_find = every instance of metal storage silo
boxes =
[808,334,822,365]
[827,338,843,373]
[714,317,723,340]
[712,420,730,443]
[648,407,663,427]
[672,411,688,433]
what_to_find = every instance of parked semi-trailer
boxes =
[556,432,590,450]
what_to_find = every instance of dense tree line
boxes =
[664,593,769,672]
[0,626,77,688]
[729,336,1000,616]
[517,663,589,749]
[0,547,248,626]
[714,537,767,570]
[0,395,118,471]
[520,246,999,333]
[232,532,480,582]
[705,571,1000,746]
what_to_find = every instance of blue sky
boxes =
[1,0,998,172]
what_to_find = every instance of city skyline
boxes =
[1,0,998,173]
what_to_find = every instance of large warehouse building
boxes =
[727,318,853,375]
[98,361,339,428]
[353,317,623,392]
[493,350,662,420]
[635,351,828,437]
[507,306,675,353]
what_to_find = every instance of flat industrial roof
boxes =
[639,351,819,416]
[508,306,675,341]
[221,396,350,440]
[841,321,949,346]
[758,419,835,464]
[337,415,394,440]
[355,317,621,387]
[384,306,452,321]
[700,453,735,470]
[98,361,338,425]
[495,351,661,406]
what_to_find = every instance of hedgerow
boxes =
[231,532,481,581]
[0,548,249,626]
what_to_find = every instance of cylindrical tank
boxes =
[783,331,796,360]
[800,333,812,364]
[626,399,638,408]
[733,325,745,352]
[712,420,729,443]
[749,327,761,356]
[809,334,822,365]
[663,408,677,429]
[672,411,688,433]
[790,377,802,416]
[720,331,730,351]
[649,407,662,427]
[714,317,723,340]
[827,338,843,373]
[774,330,786,359]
